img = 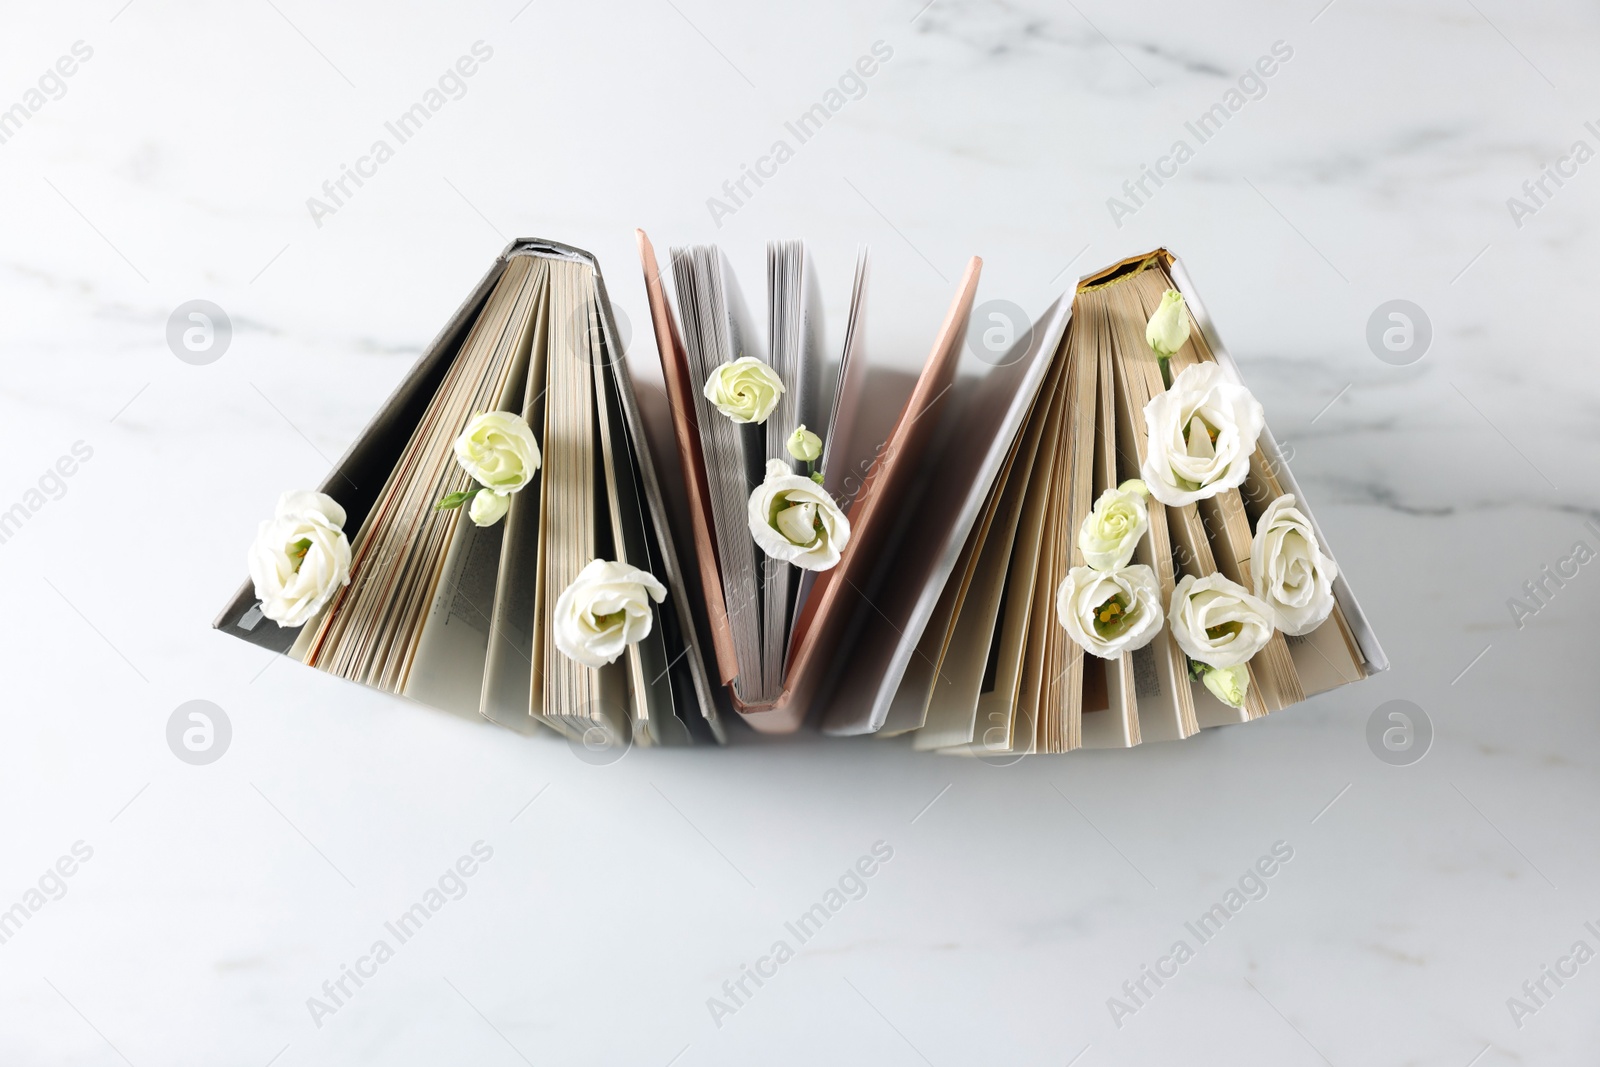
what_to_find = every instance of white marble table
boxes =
[2,0,1597,1063]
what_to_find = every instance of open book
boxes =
[638,231,978,733]
[867,249,1386,753]
[214,239,720,747]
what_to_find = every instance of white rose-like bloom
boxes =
[1145,288,1192,359]
[553,559,667,669]
[1140,362,1265,507]
[453,411,540,495]
[468,489,511,527]
[704,356,785,424]
[747,459,851,571]
[1079,479,1150,571]
[248,490,352,627]
[1055,564,1164,659]
[1168,573,1275,668]
[1251,494,1339,635]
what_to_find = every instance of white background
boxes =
[2,1,1598,1064]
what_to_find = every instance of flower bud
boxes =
[1201,663,1251,708]
[1146,289,1192,359]
[786,424,822,462]
[468,489,511,527]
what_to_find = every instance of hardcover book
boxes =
[881,249,1386,754]
[215,239,721,747]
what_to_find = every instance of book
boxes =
[887,249,1386,755]
[637,231,979,733]
[214,239,721,747]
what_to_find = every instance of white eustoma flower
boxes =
[1251,494,1339,635]
[248,490,352,627]
[454,411,540,495]
[1168,572,1275,668]
[1140,362,1265,507]
[747,459,851,571]
[553,559,667,669]
[1201,663,1251,708]
[1079,479,1150,571]
[1055,564,1164,659]
[704,356,785,424]
[468,489,511,527]
[1146,288,1192,359]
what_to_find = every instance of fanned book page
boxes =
[639,232,979,732]
[297,254,540,692]
[903,248,1384,757]
[664,240,837,708]
[669,245,772,703]
[218,240,720,748]
[822,287,1070,737]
